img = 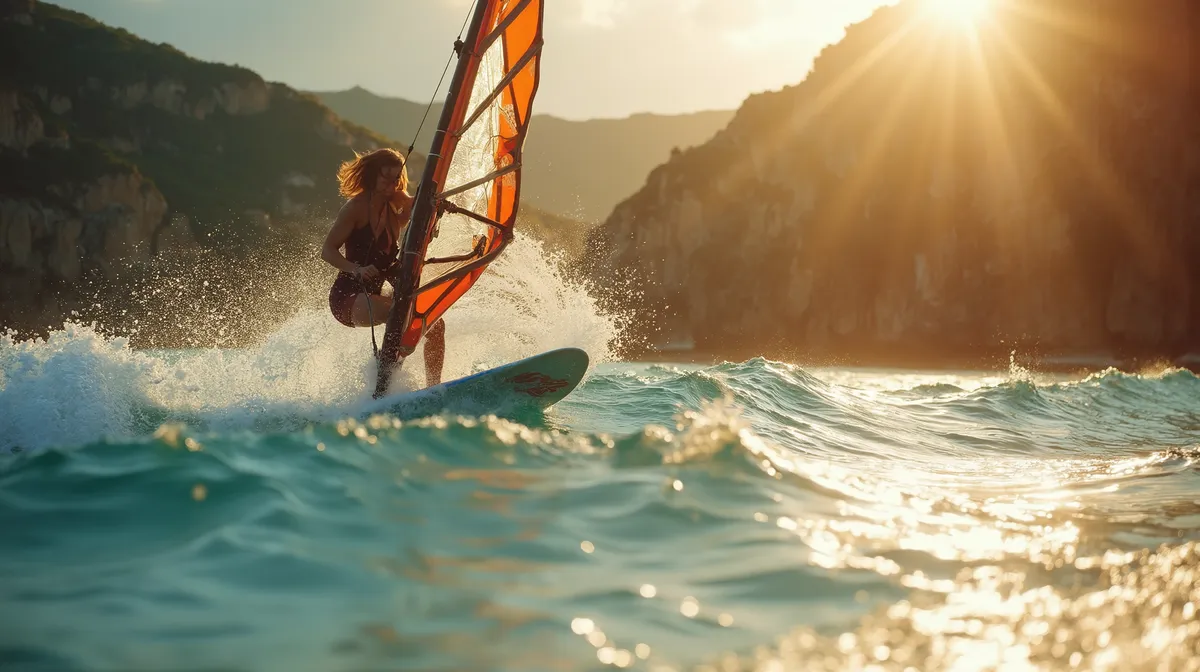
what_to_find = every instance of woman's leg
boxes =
[424,319,446,386]
[350,293,393,327]
[351,295,444,386]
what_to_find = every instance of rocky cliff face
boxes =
[0,1,396,342]
[587,0,1200,365]
[106,77,270,120]
[0,173,167,281]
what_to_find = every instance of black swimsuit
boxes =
[328,202,401,327]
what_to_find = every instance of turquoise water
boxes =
[3,333,1199,671]
[2,245,1199,671]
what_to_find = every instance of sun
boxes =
[924,0,991,26]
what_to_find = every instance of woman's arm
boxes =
[320,200,363,274]
[389,189,413,213]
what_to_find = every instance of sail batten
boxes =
[372,0,545,398]
[479,0,535,52]
[441,161,522,200]
[458,40,543,135]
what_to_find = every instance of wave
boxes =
[0,237,622,454]
[2,354,1199,671]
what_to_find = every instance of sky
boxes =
[54,0,899,120]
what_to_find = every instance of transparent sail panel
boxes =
[394,0,542,353]
[420,21,507,287]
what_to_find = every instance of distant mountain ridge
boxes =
[312,86,736,223]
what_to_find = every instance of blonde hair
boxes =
[336,148,409,199]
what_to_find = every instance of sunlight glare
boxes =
[925,0,990,26]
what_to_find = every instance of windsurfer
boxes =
[320,148,445,387]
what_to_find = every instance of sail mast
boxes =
[371,0,545,399]
[373,0,492,399]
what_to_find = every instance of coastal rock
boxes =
[0,200,36,269]
[0,200,83,282]
[148,79,184,114]
[0,91,44,152]
[152,213,199,254]
[0,169,167,318]
[214,80,269,116]
[317,111,353,146]
[114,77,270,118]
[49,94,71,115]
[75,172,168,261]
[0,0,33,24]
[587,0,1200,363]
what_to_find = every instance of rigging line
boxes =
[406,0,482,158]
[357,194,391,359]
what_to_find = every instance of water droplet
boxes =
[680,597,699,618]
[581,540,595,554]
[316,442,326,452]
[640,584,657,598]
[672,480,683,492]
[635,643,651,659]
[191,484,207,501]
[571,618,594,635]
[718,613,734,627]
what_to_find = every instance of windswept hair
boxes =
[336,147,409,199]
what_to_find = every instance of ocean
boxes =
[2,241,1198,671]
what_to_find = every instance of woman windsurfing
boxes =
[321,148,445,388]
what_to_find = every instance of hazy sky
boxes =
[55,0,898,120]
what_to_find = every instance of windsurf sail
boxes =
[373,0,545,399]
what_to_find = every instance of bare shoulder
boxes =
[338,194,370,223]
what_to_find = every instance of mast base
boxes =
[372,355,406,400]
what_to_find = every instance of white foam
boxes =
[0,323,158,453]
[0,236,622,453]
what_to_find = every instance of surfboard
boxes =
[360,347,589,420]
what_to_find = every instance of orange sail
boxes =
[374,0,545,398]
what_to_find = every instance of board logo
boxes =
[508,372,570,397]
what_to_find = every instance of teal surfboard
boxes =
[360,347,590,419]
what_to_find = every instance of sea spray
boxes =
[0,236,627,453]
[0,324,157,453]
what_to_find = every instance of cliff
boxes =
[585,0,1200,367]
[313,87,735,224]
[0,1,413,342]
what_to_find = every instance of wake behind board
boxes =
[360,347,589,420]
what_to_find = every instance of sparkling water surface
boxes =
[2,242,1198,672]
